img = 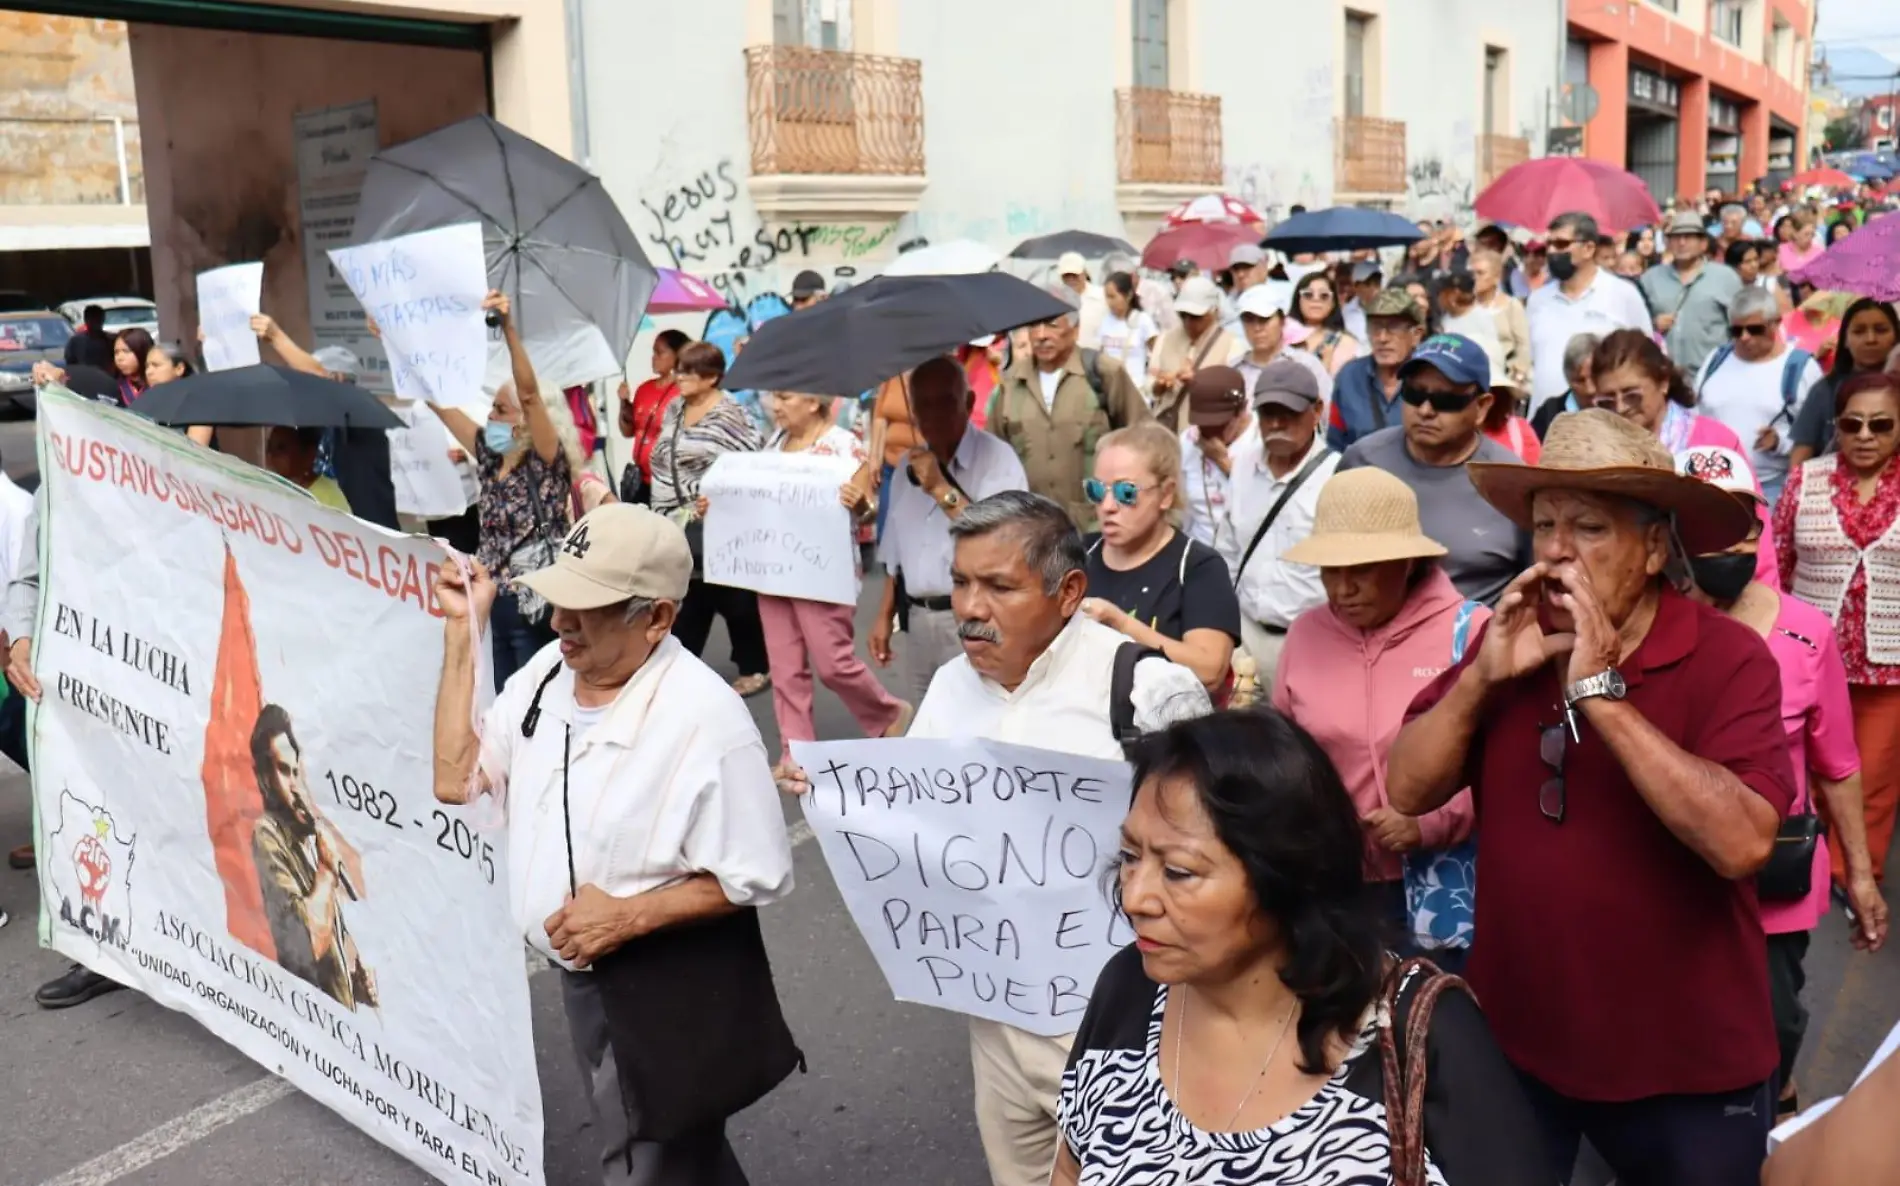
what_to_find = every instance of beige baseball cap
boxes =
[514,503,693,611]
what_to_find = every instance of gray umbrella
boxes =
[352,115,656,388]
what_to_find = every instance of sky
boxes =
[1814,0,1900,64]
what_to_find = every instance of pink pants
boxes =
[757,594,905,760]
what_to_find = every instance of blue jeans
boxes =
[873,461,895,544]
[491,590,557,689]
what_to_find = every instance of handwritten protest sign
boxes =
[388,402,474,519]
[701,451,860,606]
[196,262,264,371]
[33,386,543,1186]
[790,736,1133,1036]
[329,223,488,411]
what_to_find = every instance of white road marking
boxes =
[39,818,820,1182]
[36,1076,294,1186]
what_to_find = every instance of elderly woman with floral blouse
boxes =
[1774,369,1900,893]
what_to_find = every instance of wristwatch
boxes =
[1564,669,1627,708]
[937,487,964,511]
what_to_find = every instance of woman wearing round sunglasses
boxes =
[1078,424,1240,697]
[1587,330,1780,589]
[1788,298,1900,469]
[1774,370,1900,902]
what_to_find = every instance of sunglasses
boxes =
[1545,237,1578,252]
[1539,722,1567,824]
[1400,386,1481,413]
[1727,323,1774,339]
[1589,390,1647,414]
[1083,478,1154,507]
[1837,415,1899,438]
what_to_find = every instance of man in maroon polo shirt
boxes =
[1389,408,1794,1186]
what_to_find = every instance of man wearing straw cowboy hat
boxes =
[1388,409,1796,1185]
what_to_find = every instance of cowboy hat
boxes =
[1281,468,1448,568]
[1467,409,1754,555]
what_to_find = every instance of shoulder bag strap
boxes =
[1699,343,1735,397]
[1233,446,1332,586]
[1377,958,1477,1186]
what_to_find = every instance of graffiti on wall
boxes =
[635,156,892,303]
[1406,157,1475,220]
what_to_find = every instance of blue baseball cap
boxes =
[1399,334,1492,389]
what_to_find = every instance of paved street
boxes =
[0,416,1897,1186]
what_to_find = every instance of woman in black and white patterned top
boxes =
[1056,711,1552,1185]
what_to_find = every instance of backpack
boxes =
[1108,641,1165,757]
[1698,344,1813,417]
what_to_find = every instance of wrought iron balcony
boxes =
[1116,88,1223,186]
[1477,133,1531,188]
[744,45,924,176]
[1335,116,1407,196]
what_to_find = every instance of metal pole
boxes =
[112,116,130,205]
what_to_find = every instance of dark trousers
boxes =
[0,686,26,771]
[873,461,895,543]
[1766,929,1812,1093]
[674,578,768,677]
[560,971,748,1186]
[1517,1071,1772,1186]
[491,590,557,689]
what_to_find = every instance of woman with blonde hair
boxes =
[1079,421,1240,695]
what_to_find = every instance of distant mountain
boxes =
[1817,46,1900,97]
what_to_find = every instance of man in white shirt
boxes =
[1178,366,1262,575]
[1526,211,1655,401]
[784,490,1209,1186]
[1056,251,1109,349]
[1230,359,1340,679]
[1342,260,1381,344]
[876,356,1028,704]
[432,504,794,1186]
[1692,285,1821,503]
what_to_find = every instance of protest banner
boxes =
[700,451,861,606]
[32,385,543,1186]
[388,402,474,520]
[196,262,264,372]
[789,736,1133,1036]
[329,223,488,412]
[293,101,391,394]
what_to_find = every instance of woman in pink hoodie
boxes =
[1273,467,1482,969]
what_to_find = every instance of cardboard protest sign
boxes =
[789,737,1133,1036]
[31,386,543,1186]
[701,452,861,606]
[329,223,488,412]
[196,262,265,372]
[387,402,474,520]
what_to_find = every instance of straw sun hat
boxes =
[1467,408,1754,555]
[1281,468,1448,568]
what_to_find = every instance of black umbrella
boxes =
[723,274,1072,396]
[133,366,402,430]
[1009,230,1139,260]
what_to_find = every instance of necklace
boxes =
[1172,986,1299,1131]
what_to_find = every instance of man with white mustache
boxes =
[779,490,1208,1186]
[1229,358,1340,679]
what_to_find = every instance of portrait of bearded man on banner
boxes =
[249,704,379,1010]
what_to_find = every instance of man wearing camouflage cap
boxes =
[1326,287,1426,452]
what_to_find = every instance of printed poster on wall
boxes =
[294,100,392,395]
[789,736,1133,1037]
[30,386,543,1186]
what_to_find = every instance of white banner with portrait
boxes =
[31,386,543,1186]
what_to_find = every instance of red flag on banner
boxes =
[199,545,274,958]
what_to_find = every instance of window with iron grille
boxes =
[1712,0,1744,47]
[1345,12,1370,117]
[1133,0,1170,89]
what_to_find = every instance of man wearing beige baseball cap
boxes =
[432,503,795,1183]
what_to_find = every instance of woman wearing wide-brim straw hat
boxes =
[1389,408,1796,1186]
[1272,467,1485,968]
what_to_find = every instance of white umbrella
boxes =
[882,239,1002,277]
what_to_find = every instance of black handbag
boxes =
[1758,772,1823,903]
[540,681,802,1142]
[664,409,706,572]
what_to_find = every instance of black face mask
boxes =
[1547,252,1579,283]
[1689,552,1755,603]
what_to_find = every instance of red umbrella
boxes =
[1474,157,1661,233]
[1789,166,1858,191]
[1162,193,1266,229]
[1141,221,1262,273]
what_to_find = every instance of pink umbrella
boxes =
[1142,221,1262,274]
[1790,214,1900,301]
[647,268,728,313]
[1162,193,1266,229]
[1474,157,1661,233]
